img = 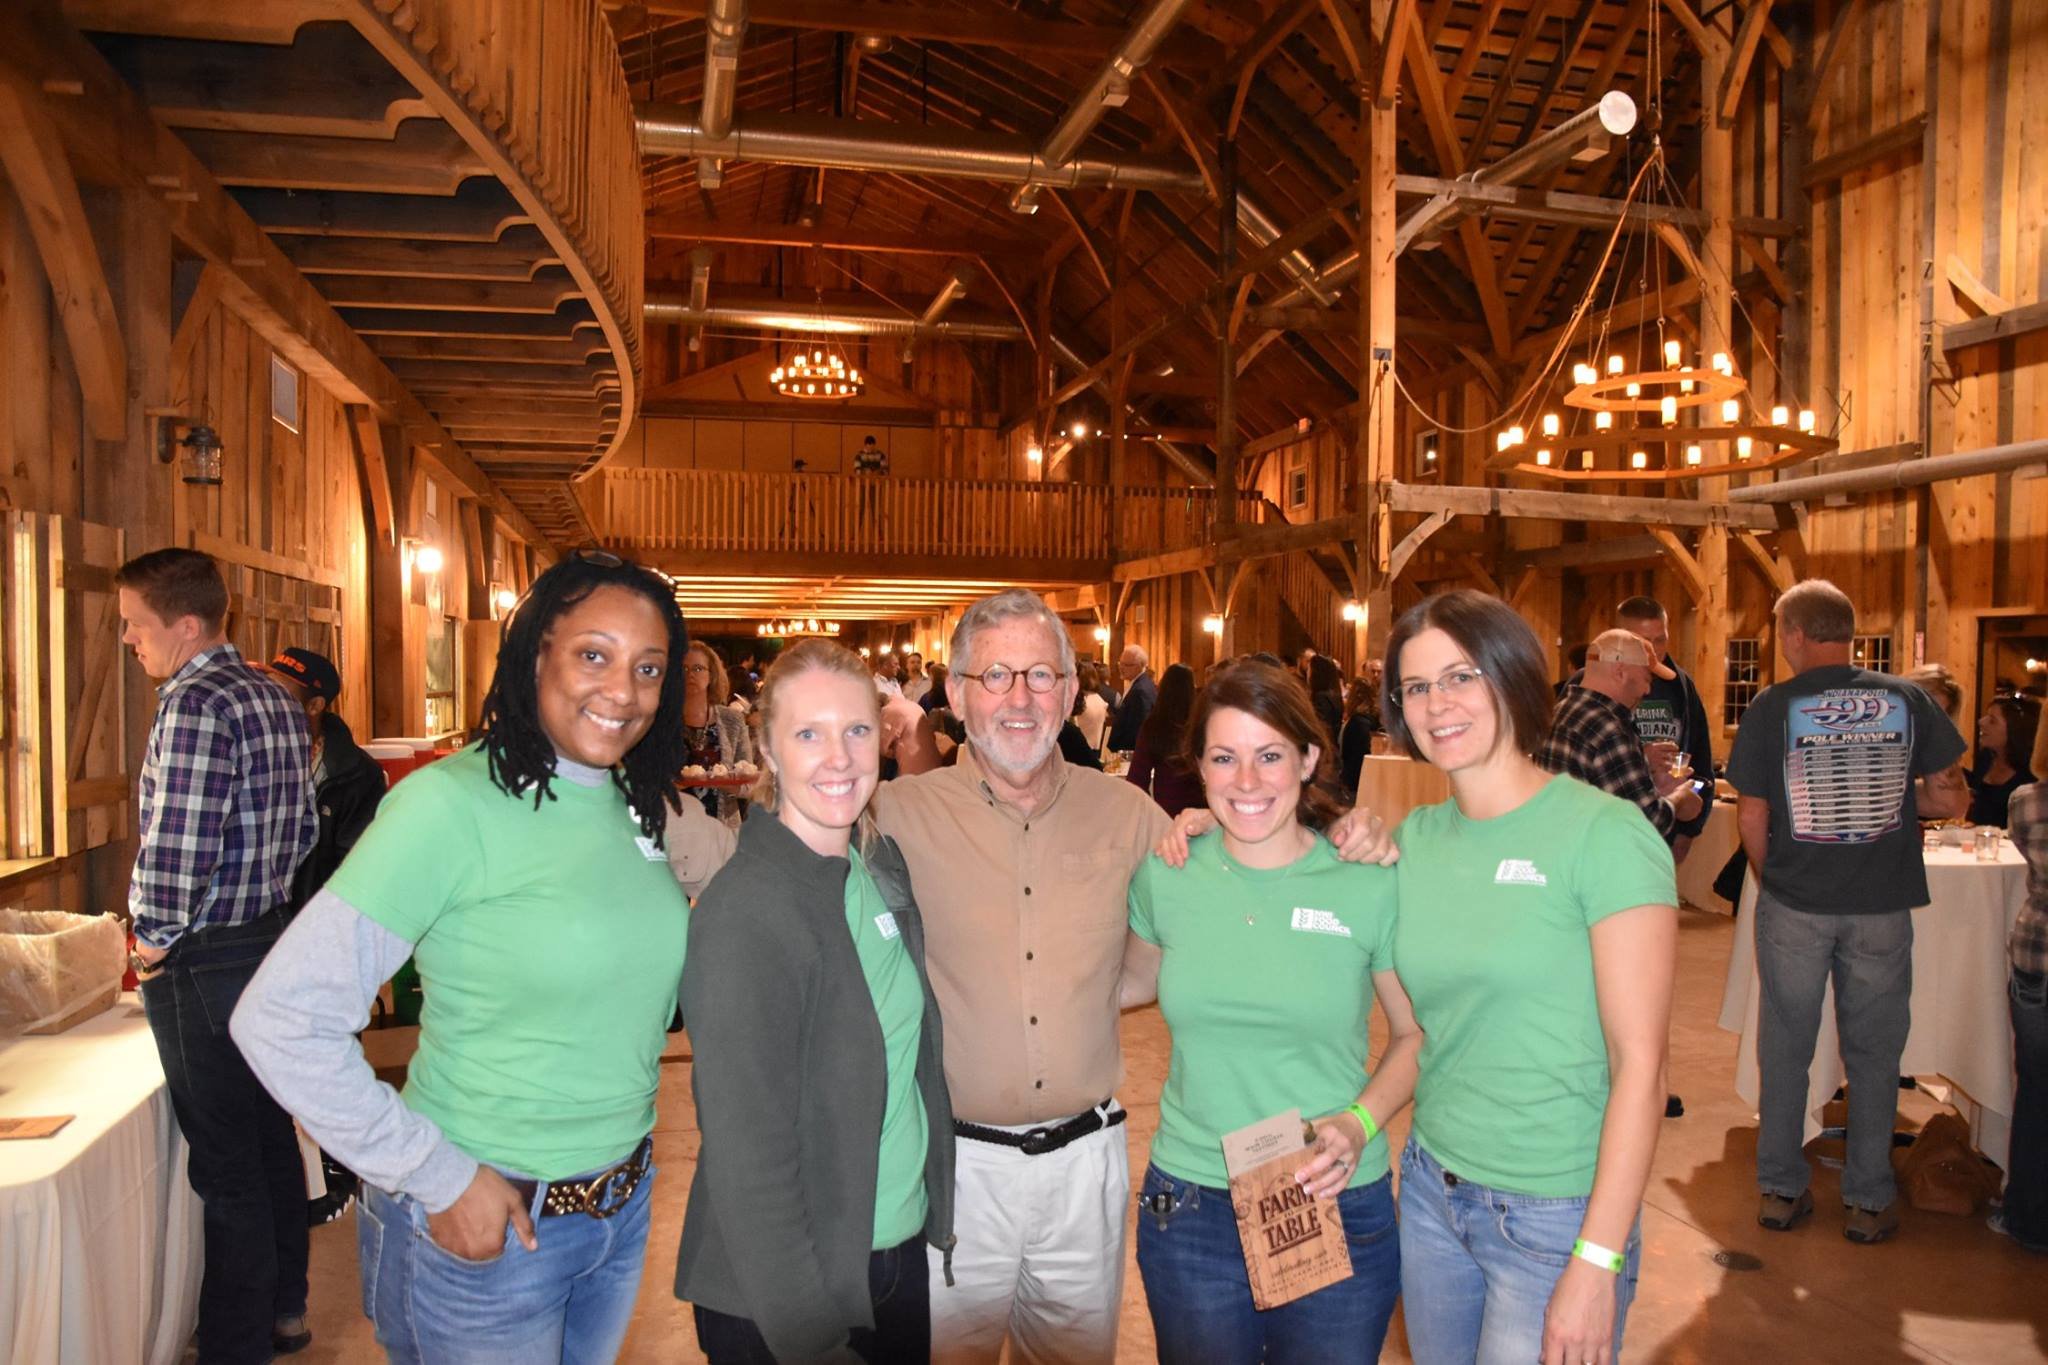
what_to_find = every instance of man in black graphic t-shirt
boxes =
[1728,579,1968,1246]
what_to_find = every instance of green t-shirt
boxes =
[1393,774,1675,1197]
[1128,834,1398,1190]
[845,848,930,1249]
[326,745,690,1180]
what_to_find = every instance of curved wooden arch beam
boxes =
[1387,508,1453,583]
[1733,529,1796,594]
[0,83,126,441]
[1646,526,1710,606]
[347,0,641,476]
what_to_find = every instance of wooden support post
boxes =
[1214,122,1242,652]
[1356,0,1398,658]
[1695,21,1735,733]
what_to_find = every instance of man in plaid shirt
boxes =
[118,548,320,1363]
[1539,628,1703,840]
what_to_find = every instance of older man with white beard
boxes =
[873,591,1393,1363]
[869,588,1168,1364]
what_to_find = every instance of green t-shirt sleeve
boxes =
[1127,856,1162,946]
[1574,797,1678,926]
[1366,876,1398,973]
[323,763,486,943]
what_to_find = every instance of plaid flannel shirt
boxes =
[1538,684,1678,842]
[2010,781,2048,976]
[130,643,317,951]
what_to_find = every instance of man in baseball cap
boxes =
[259,648,385,909]
[1539,628,1701,843]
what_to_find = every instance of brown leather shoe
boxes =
[1758,1189,1814,1230]
[1844,1203,1900,1244]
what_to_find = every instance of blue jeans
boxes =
[2007,967,2048,1248]
[1398,1142,1640,1365]
[357,1157,655,1364]
[142,911,309,1365]
[1136,1163,1400,1364]
[1753,891,1913,1210]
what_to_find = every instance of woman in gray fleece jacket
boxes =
[678,640,955,1364]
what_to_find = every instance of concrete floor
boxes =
[298,908,2048,1363]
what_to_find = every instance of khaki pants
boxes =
[927,1108,1130,1365]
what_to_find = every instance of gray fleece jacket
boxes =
[676,808,955,1364]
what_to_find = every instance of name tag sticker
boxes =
[634,835,667,862]
[874,912,901,940]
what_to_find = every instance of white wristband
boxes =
[1572,1237,1625,1273]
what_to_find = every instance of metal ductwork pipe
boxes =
[902,266,975,361]
[682,248,714,352]
[1260,93,1637,312]
[1009,0,1197,214]
[1049,334,1215,484]
[646,290,1024,341]
[1237,197,1336,306]
[1726,437,2048,503]
[695,0,747,189]
[636,108,1208,195]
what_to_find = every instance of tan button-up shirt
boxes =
[873,745,1171,1124]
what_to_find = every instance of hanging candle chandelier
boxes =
[772,346,864,400]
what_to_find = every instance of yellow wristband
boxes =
[1345,1102,1378,1145]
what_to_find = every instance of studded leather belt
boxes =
[503,1135,653,1219]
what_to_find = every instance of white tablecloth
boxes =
[1355,754,1451,830]
[1675,800,1741,912]
[1717,846,2027,1166]
[0,994,200,1365]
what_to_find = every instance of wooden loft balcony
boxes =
[591,469,1268,584]
[54,0,646,545]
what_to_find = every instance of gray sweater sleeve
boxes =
[230,889,479,1212]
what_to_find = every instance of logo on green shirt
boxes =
[1492,859,1549,886]
[1288,907,1352,938]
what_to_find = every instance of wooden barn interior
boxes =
[0,0,2043,1360]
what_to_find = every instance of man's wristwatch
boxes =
[129,949,158,978]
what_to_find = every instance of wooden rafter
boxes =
[0,83,127,441]
[1716,0,1773,125]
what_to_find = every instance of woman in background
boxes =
[1305,652,1346,750]
[1128,661,1203,815]
[682,640,753,825]
[1971,695,2041,827]
[1074,661,1113,753]
[1339,672,1382,797]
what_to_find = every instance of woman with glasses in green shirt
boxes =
[1382,590,1677,1365]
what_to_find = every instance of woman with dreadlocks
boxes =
[233,552,692,1364]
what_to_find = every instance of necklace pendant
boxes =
[1245,914,1256,926]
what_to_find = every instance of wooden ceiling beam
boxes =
[233,178,531,240]
[1383,479,1779,530]
[609,0,1222,68]
[369,335,609,365]
[315,270,584,314]
[92,26,431,139]
[342,306,599,340]
[180,119,490,196]
[279,227,560,281]
[59,0,332,43]
[644,214,1036,256]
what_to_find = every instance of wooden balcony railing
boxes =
[590,469,1266,564]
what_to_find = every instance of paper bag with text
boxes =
[1222,1109,1352,1310]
